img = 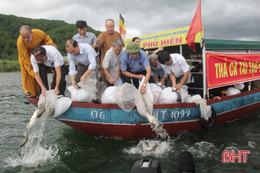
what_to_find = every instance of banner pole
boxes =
[202,40,207,99]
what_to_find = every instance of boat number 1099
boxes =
[154,109,191,119]
[90,109,191,120]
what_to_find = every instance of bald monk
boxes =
[17,25,56,97]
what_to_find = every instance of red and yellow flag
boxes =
[119,13,126,35]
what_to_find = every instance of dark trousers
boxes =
[75,63,89,83]
[121,70,155,89]
[39,64,67,95]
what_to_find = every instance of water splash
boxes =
[123,120,171,157]
[123,139,171,157]
[185,141,218,158]
[248,141,256,149]
[151,123,170,141]
[5,113,58,168]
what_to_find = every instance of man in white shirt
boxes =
[158,51,190,90]
[102,39,125,86]
[65,39,97,89]
[31,45,67,95]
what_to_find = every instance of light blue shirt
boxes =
[68,43,97,76]
[72,32,96,46]
[151,62,166,79]
[121,50,150,73]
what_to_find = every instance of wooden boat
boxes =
[26,38,260,139]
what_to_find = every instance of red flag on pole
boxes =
[186,0,202,52]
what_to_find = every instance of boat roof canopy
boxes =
[204,39,260,50]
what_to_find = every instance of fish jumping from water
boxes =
[144,143,158,152]
[20,91,57,147]
[20,93,46,148]
[20,108,46,147]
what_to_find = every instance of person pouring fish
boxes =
[30,45,67,96]
[65,39,97,89]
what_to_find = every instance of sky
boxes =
[1,0,260,41]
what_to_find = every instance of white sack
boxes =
[111,75,123,87]
[44,90,57,117]
[67,72,97,102]
[135,78,153,117]
[67,86,93,102]
[135,78,158,125]
[149,83,162,104]
[179,85,189,103]
[234,83,245,90]
[101,86,117,104]
[187,94,202,103]
[37,90,57,117]
[78,72,97,100]
[193,98,212,121]
[200,104,212,121]
[158,87,178,104]
[53,96,72,118]
[114,83,138,112]
[226,87,241,96]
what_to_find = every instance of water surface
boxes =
[0,73,259,173]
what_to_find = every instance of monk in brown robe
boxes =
[94,19,124,86]
[17,25,56,97]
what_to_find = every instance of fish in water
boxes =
[146,112,159,126]
[20,90,57,148]
[144,143,158,152]
[20,108,46,147]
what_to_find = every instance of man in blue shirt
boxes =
[65,39,96,89]
[121,42,151,94]
[72,20,97,46]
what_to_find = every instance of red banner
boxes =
[206,52,260,88]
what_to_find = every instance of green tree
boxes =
[0,13,102,72]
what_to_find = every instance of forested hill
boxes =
[0,13,101,62]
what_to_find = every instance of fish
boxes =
[20,107,45,147]
[144,143,158,152]
[20,90,57,147]
[20,93,47,148]
[146,112,159,126]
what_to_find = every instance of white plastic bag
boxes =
[226,87,241,96]
[111,75,123,87]
[234,83,245,90]
[135,78,158,125]
[200,104,212,121]
[78,72,97,100]
[44,90,57,117]
[149,83,162,104]
[158,87,178,104]
[114,83,138,112]
[135,78,153,116]
[187,94,202,103]
[101,86,117,104]
[53,96,72,118]
[67,86,93,102]
[179,85,189,103]
[67,72,97,102]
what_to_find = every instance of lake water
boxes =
[0,73,259,173]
